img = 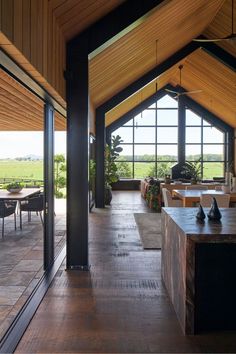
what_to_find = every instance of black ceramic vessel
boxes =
[207,197,222,221]
[196,204,206,221]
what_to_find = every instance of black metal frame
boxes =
[44,103,55,269]
[108,88,233,180]
[112,97,178,179]
[66,35,89,269]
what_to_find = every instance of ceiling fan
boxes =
[165,65,202,98]
[193,0,236,42]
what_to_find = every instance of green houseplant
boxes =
[181,157,202,184]
[105,135,123,205]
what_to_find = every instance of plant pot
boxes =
[190,178,197,185]
[105,186,112,205]
[7,188,22,193]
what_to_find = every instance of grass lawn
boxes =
[0,160,43,180]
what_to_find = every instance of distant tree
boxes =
[116,161,132,178]
[54,154,66,198]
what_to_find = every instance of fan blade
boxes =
[193,33,236,42]
[165,88,179,94]
[179,90,202,95]
[193,38,223,42]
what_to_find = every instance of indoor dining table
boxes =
[172,189,236,207]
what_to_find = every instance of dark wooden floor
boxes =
[15,191,236,353]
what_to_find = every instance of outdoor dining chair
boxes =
[0,200,17,238]
[19,192,44,229]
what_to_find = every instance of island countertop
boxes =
[161,207,236,334]
[162,207,236,242]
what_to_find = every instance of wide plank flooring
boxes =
[15,191,236,353]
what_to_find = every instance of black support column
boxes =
[44,102,55,269]
[95,108,105,208]
[178,96,186,165]
[66,35,89,269]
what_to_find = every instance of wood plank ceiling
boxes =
[104,0,236,128]
[49,0,125,41]
[0,69,66,131]
[106,47,236,127]
[0,0,235,130]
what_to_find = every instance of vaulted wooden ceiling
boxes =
[103,0,236,128]
[0,0,235,130]
[49,0,125,40]
[106,47,236,127]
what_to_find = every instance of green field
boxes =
[0,160,43,180]
[0,159,224,183]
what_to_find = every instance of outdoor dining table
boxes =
[0,188,41,201]
[172,189,236,207]
[0,188,42,229]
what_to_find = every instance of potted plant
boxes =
[6,181,24,193]
[105,135,123,205]
[146,181,161,211]
[181,157,202,184]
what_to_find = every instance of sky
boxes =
[0,132,66,159]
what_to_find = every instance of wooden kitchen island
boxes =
[161,207,236,334]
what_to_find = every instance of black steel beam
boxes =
[194,38,236,72]
[178,97,186,164]
[95,108,105,208]
[44,103,55,269]
[69,0,165,56]
[66,36,89,269]
[98,41,199,113]
[106,89,167,134]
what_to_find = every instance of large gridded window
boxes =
[111,94,226,180]
[185,109,225,179]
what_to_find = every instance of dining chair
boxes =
[0,201,17,238]
[19,193,44,229]
[185,185,208,190]
[162,188,183,207]
[215,185,222,191]
[200,194,230,208]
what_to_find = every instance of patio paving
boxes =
[0,199,66,340]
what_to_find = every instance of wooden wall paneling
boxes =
[0,0,2,31]
[13,0,23,52]
[1,0,13,42]
[22,0,31,60]
[47,2,53,88]
[36,0,43,75]
[62,35,66,98]
[52,14,56,91]
[56,22,60,94]
[42,0,48,80]
[30,0,38,69]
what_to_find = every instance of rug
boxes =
[134,213,162,249]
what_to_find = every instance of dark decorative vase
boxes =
[196,204,206,221]
[105,186,112,205]
[207,197,222,221]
